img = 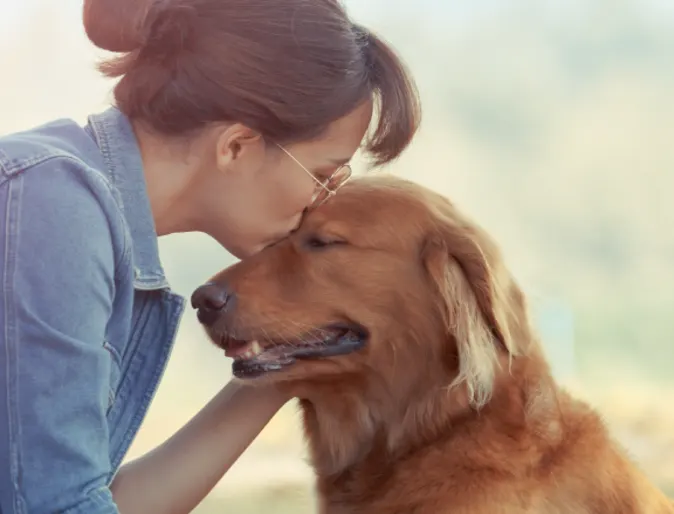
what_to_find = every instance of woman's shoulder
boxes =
[0,116,124,215]
[0,116,110,187]
[0,117,129,258]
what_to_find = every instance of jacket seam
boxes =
[60,486,119,514]
[2,175,27,514]
[108,292,185,473]
[0,149,72,178]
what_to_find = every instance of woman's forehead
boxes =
[294,101,373,160]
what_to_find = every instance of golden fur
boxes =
[203,175,673,514]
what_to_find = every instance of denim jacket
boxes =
[0,107,186,513]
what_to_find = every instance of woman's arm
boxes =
[0,161,121,514]
[110,381,288,514]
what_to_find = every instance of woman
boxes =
[0,0,420,512]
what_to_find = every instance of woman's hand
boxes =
[110,380,290,514]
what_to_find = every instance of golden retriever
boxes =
[192,175,673,514]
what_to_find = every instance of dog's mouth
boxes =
[217,324,368,379]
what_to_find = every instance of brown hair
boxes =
[84,0,421,165]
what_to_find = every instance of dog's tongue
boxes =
[224,340,262,359]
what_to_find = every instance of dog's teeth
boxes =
[250,340,262,356]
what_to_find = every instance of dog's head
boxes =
[192,175,532,408]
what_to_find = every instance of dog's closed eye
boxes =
[304,234,348,251]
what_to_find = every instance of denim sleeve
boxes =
[0,160,121,513]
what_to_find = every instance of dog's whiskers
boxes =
[252,312,333,346]
[216,308,339,352]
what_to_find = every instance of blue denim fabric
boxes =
[0,108,186,513]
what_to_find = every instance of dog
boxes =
[191,175,673,514]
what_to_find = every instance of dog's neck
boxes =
[297,370,475,478]
[298,353,562,480]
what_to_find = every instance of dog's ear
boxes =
[422,211,522,408]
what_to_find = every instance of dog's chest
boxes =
[317,470,448,514]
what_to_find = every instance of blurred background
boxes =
[1,0,673,511]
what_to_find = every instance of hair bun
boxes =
[82,0,146,53]
[140,1,198,59]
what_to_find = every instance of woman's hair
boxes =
[84,0,421,165]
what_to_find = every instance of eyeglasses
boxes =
[276,143,352,208]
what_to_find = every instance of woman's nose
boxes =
[290,210,305,232]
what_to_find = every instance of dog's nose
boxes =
[190,282,233,326]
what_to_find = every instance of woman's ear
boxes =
[215,124,265,173]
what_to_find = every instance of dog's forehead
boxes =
[298,176,462,251]
[330,176,450,223]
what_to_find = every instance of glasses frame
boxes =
[276,143,352,208]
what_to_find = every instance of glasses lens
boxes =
[328,164,352,190]
[313,188,331,206]
[311,165,352,207]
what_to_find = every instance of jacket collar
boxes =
[86,107,169,290]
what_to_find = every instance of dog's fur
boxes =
[203,175,673,513]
